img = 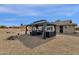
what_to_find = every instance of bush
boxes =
[0,26,7,28]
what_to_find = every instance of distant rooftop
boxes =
[53,20,77,26]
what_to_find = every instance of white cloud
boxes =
[0,6,16,13]
[0,4,79,17]
[0,5,41,16]
[0,4,65,16]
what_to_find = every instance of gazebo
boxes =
[25,20,56,39]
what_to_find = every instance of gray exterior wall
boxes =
[56,25,76,34]
[63,25,75,33]
[56,26,60,33]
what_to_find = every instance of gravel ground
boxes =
[0,29,79,55]
[18,35,56,48]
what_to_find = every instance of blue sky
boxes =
[0,4,79,26]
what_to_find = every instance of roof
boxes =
[27,20,55,26]
[53,20,77,26]
[33,20,47,23]
[33,20,47,25]
[26,20,77,26]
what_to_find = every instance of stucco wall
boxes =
[56,26,60,33]
[63,26,75,34]
[27,25,76,34]
[56,25,75,34]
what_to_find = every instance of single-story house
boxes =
[26,20,77,34]
[53,20,77,34]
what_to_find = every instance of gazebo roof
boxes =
[27,20,55,26]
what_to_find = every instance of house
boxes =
[26,20,77,36]
[53,20,77,34]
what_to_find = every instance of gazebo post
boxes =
[54,25,56,36]
[31,24,34,35]
[42,22,47,39]
[25,25,27,35]
[32,24,33,32]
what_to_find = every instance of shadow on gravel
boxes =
[17,34,55,49]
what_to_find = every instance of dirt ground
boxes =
[0,28,79,55]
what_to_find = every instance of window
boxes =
[47,26,53,31]
[47,27,50,30]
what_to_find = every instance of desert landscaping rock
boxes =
[7,36,18,40]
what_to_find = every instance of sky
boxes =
[0,4,79,26]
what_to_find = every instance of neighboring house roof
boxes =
[53,20,77,26]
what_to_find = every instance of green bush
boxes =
[0,26,7,28]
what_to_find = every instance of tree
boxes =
[20,24,23,26]
[0,25,6,28]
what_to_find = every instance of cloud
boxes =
[0,5,41,16]
[1,18,18,22]
[0,4,66,16]
[0,4,79,26]
[0,4,79,17]
[0,6,15,13]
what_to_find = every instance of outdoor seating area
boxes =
[26,20,56,39]
[30,30,42,36]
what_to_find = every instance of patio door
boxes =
[60,26,63,33]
